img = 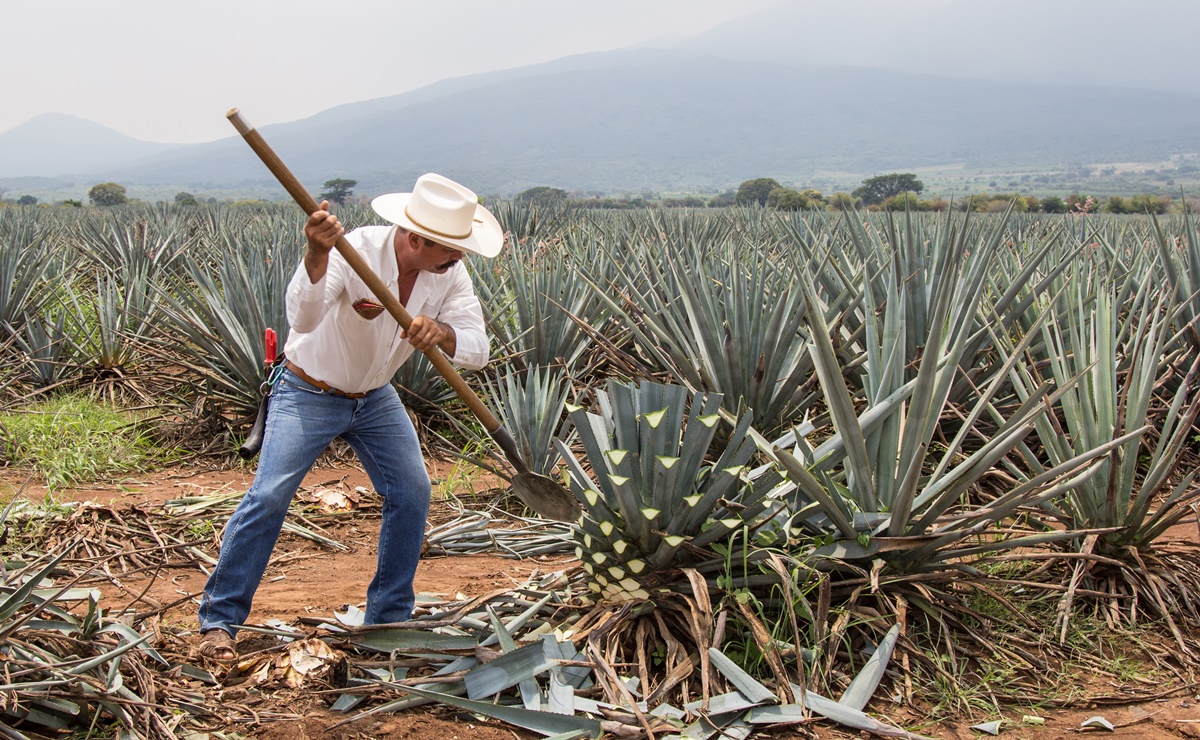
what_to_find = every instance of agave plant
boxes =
[391,351,455,421]
[767,212,1125,575]
[62,215,192,387]
[153,230,297,419]
[0,207,60,344]
[487,365,573,480]
[1008,284,1193,541]
[585,222,816,437]
[995,277,1200,636]
[1152,207,1200,353]
[553,379,791,601]
[12,308,77,389]
[473,234,610,374]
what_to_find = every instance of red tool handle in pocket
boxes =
[264,328,277,368]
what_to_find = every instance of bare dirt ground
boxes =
[9,459,1200,739]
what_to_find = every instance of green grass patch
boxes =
[0,393,166,492]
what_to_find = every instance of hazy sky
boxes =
[5,0,776,143]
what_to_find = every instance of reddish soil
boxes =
[7,461,1200,739]
[14,462,567,627]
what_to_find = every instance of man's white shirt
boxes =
[283,225,488,393]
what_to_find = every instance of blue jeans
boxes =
[199,368,430,635]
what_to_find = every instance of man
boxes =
[198,173,503,661]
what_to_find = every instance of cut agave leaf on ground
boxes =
[388,683,602,737]
[486,604,519,652]
[484,605,545,710]
[335,604,365,626]
[775,685,936,740]
[707,648,777,705]
[677,713,752,740]
[650,703,685,720]
[543,635,592,688]
[0,550,70,623]
[169,663,217,685]
[99,623,169,666]
[684,691,764,716]
[478,592,555,648]
[333,659,480,723]
[465,640,555,700]
[839,624,900,711]
[330,693,367,713]
[970,719,1003,735]
[343,629,477,653]
[547,668,576,716]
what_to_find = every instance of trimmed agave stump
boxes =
[554,380,792,602]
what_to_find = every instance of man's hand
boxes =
[303,201,344,283]
[404,315,457,356]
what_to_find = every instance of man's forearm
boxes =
[436,321,457,357]
[304,249,329,283]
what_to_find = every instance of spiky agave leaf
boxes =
[580,220,816,437]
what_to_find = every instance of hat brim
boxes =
[371,193,504,258]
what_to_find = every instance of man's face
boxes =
[417,235,464,272]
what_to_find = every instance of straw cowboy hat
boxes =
[371,173,504,258]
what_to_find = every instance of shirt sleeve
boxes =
[286,243,351,334]
[438,264,490,371]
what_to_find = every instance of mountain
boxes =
[0,114,183,178]
[5,44,1200,197]
[93,49,1200,195]
[677,0,1200,97]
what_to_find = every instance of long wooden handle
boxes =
[226,108,503,433]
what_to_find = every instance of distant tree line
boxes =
[508,177,1188,214]
[0,175,1186,214]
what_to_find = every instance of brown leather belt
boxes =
[285,361,369,398]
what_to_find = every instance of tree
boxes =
[826,192,857,211]
[708,191,736,208]
[735,178,782,206]
[318,178,357,205]
[175,191,199,206]
[1103,196,1128,214]
[515,186,567,204]
[1065,193,1096,214]
[1129,193,1171,214]
[1039,196,1066,214]
[882,192,925,211]
[17,195,37,206]
[766,187,809,211]
[88,182,128,206]
[852,173,924,205]
[798,188,826,206]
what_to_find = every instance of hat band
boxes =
[405,206,473,241]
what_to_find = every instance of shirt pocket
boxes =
[350,295,386,321]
